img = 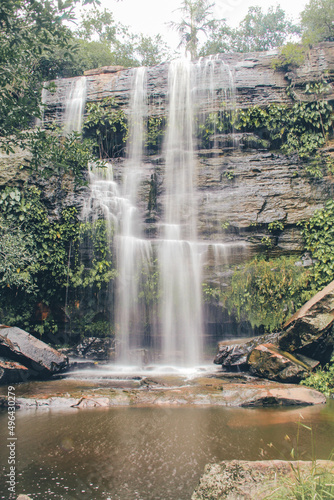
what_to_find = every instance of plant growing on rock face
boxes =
[84,97,128,158]
[300,200,334,290]
[26,128,95,184]
[271,42,307,71]
[146,116,165,152]
[224,256,311,332]
[268,220,285,233]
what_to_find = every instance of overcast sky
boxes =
[104,0,309,49]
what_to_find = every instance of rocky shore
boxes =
[0,370,326,410]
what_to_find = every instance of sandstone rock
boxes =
[222,385,326,407]
[279,280,334,363]
[0,327,69,378]
[84,65,125,76]
[214,333,279,368]
[192,460,334,500]
[46,44,334,115]
[0,357,30,384]
[247,343,319,383]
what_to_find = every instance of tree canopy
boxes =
[301,0,334,43]
[169,0,216,59]
[200,5,300,57]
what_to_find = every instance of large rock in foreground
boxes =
[0,326,68,380]
[248,343,319,383]
[215,281,334,381]
[192,460,334,500]
[279,280,334,363]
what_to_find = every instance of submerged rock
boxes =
[0,326,68,380]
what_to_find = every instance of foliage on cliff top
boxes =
[0,0,98,150]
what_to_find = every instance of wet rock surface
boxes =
[0,357,30,384]
[61,336,115,361]
[41,43,334,252]
[214,281,334,382]
[0,371,325,409]
[248,343,319,383]
[192,460,334,500]
[0,326,68,381]
[279,280,334,363]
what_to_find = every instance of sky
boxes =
[103,0,309,50]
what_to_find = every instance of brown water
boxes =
[1,402,334,500]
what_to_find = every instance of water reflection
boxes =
[0,403,334,500]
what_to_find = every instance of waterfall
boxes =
[159,59,203,366]
[65,57,243,369]
[35,86,47,128]
[63,76,87,135]
[115,67,153,364]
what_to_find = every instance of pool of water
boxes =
[1,401,334,500]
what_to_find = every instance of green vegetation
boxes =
[199,86,333,166]
[271,42,307,71]
[73,7,171,71]
[300,200,334,290]
[223,256,311,332]
[301,0,334,44]
[84,98,128,158]
[266,423,334,499]
[146,116,165,152]
[0,182,117,339]
[302,362,334,397]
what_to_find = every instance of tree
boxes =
[0,0,96,151]
[135,34,171,67]
[301,0,334,43]
[231,6,300,53]
[199,19,232,57]
[169,0,216,59]
[75,8,171,69]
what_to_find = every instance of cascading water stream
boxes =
[66,57,244,369]
[159,59,203,366]
[63,76,87,134]
[115,67,153,364]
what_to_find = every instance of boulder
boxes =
[222,385,326,407]
[279,280,334,363]
[214,333,279,368]
[247,343,319,383]
[0,357,30,384]
[0,326,68,379]
[65,336,114,360]
[192,460,334,500]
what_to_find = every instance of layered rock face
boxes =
[40,44,334,343]
[44,43,334,254]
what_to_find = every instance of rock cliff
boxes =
[43,43,334,256]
